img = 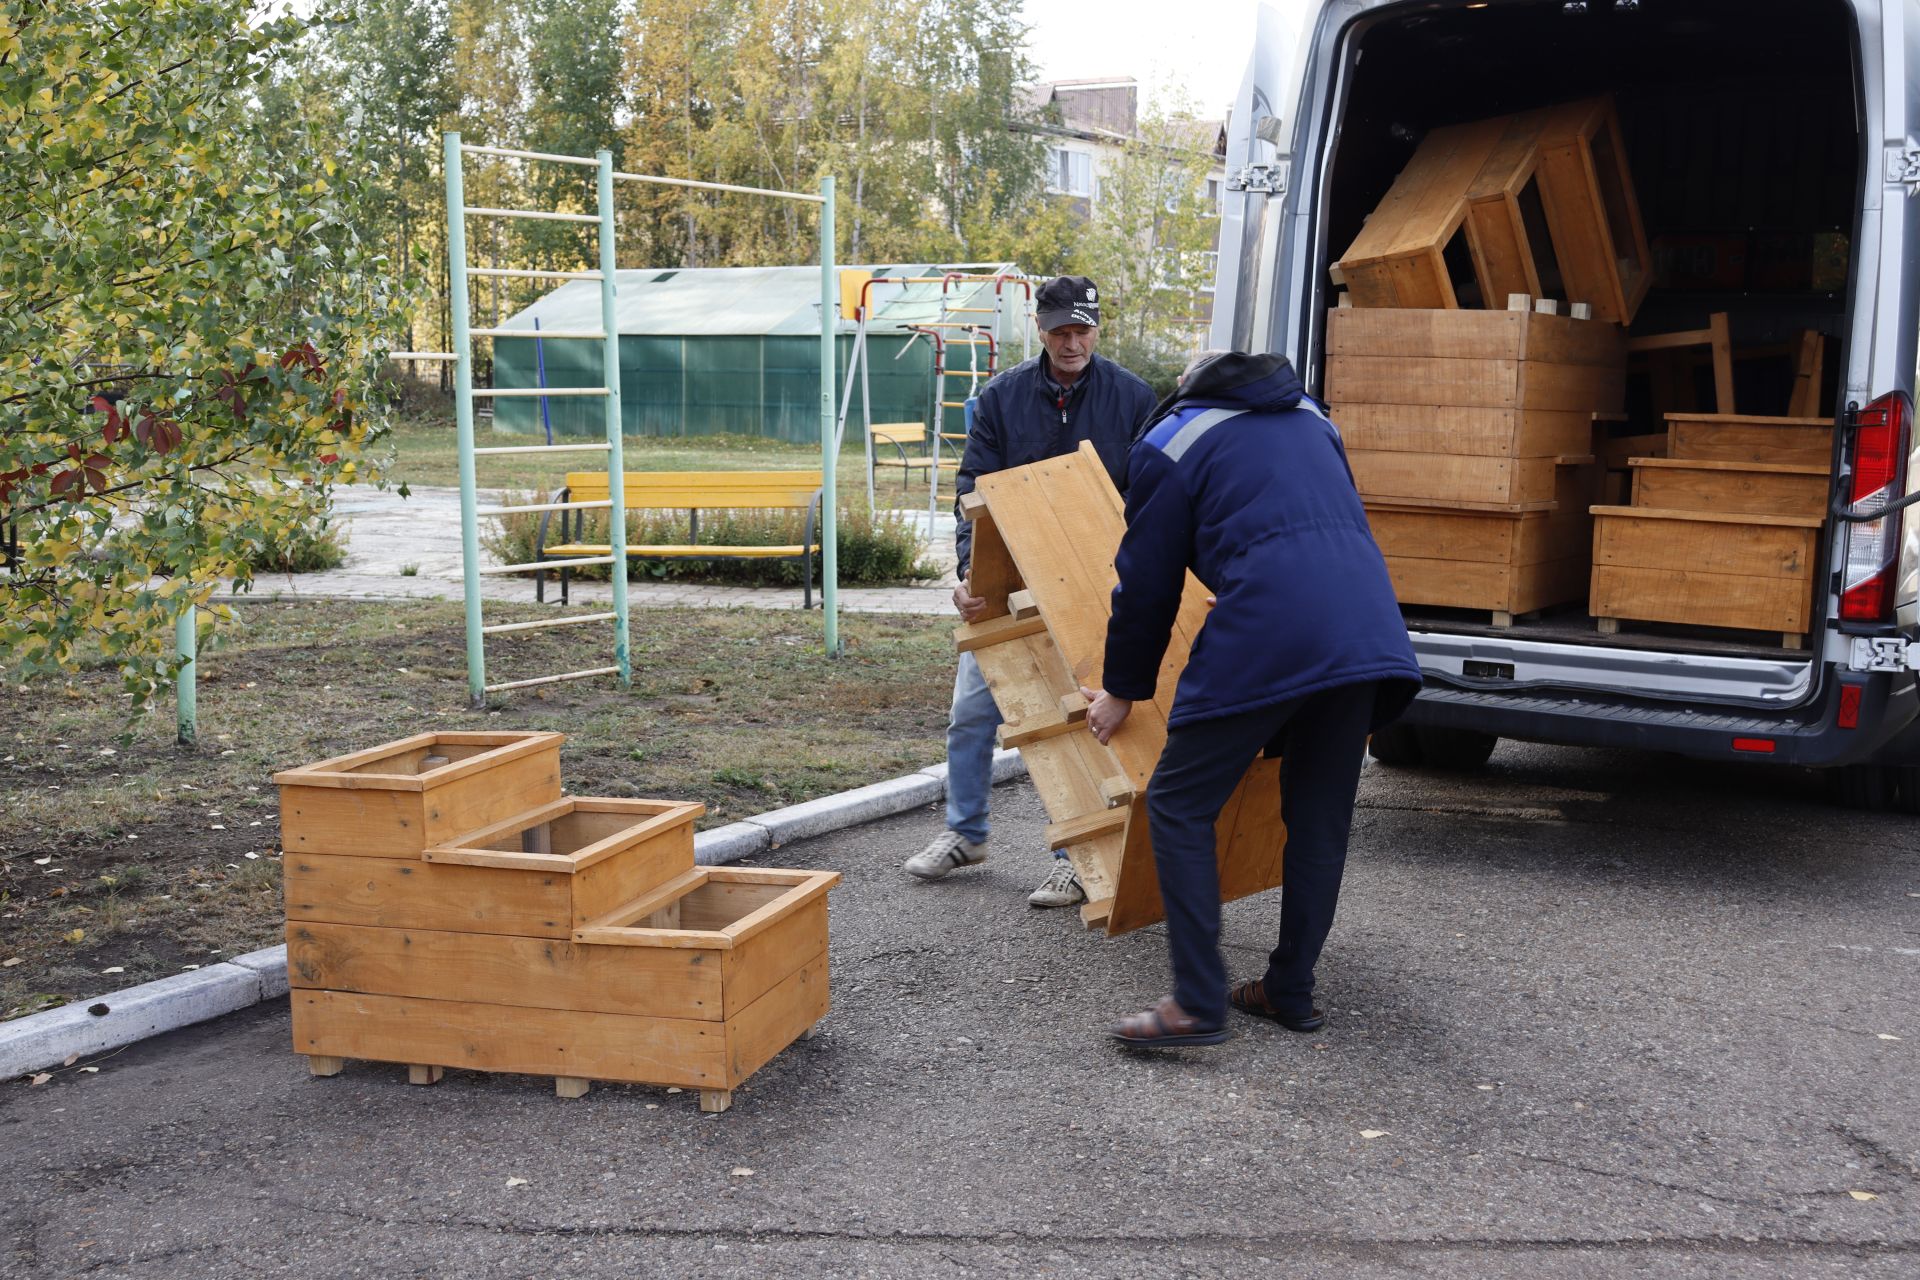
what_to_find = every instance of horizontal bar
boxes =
[465,206,600,224]
[475,499,611,516]
[946,307,997,314]
[468,387,610,398]
[480,555,617,575]
[460,143,600,169]
[469,329,605,343]
[940,401,972,408]
[481,612,616,636]
[389,351,458,361]
[472,442,613,456]
[484,665,620,693]
[467,267,603,281]
[612,170,824,204]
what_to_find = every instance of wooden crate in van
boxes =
[1365,462,1601,623]
[1588,507,1821,647]
[1665,413,1835,467]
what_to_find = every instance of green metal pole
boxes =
[818,174,839,654]
[174,601,196,746]
[445,133,485,707]
[598,151,631,686]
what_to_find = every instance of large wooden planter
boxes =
[953,443,1286,936]
[1589,507,1822,646]
[277,737,835,1111]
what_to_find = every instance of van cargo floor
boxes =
[1401,606,1815,661]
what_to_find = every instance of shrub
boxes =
[482,493,936,587]
[241,502,347,574]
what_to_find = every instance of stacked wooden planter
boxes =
[1326,302,1625,624]
[274,731,836,1112]
[1590,414,1834,647]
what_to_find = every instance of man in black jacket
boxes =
[903,275,1159,907]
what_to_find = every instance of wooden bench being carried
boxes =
[534,470,825,607]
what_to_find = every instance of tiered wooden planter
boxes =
[1589,413,1834,647]
[955,443,1286,936]
[1327,303,1624,623]
[274,732,835,1112]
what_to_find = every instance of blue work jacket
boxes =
[1102,353,1421,728]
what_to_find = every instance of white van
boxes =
[1214,0,1920,808]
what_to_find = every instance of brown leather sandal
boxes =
[1109,996,1230,1047]
[1228,979,1325,1033]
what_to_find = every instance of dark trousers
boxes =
[1145,681,1377,1026]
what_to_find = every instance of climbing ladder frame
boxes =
[419,134,839,707]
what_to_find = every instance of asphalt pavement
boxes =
[3,741,1917,1278]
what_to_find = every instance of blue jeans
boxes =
[944,652,1001,845]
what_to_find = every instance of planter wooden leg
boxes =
[555,1076,590,1099]
[1596,617,1621,636]
[1784,632,1805,649]
[699,1089,733,1114]
[408,1064,444,1086]
[307,1055,344,1077]
[1491,611,1514,628]
[801,1022,822,1041]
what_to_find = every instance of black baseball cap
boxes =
[1035,275,1101,330]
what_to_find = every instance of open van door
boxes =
[1211,3,1299,355]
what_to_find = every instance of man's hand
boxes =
[1079,685,1133,745]
[953,579,988,622]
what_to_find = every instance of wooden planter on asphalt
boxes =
[277,739,835,1111]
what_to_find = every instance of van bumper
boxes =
[1401,669,1920,767]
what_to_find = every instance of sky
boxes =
[1019,0,1310,121]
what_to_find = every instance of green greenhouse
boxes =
[489,265,1028,443]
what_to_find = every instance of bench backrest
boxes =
[870,422,926,446]
[565,470,823,510]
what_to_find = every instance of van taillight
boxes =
[1839,391,1912,623]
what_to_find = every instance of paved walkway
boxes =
[239,484,957,616]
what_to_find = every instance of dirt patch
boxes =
[1,599,955,1022]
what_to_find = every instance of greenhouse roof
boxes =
[494,265,1019,338]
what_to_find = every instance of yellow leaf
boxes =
[1849,1190,1879,1201]
[63,929,86,944]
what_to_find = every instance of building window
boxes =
[1197,250,1219,292]
[1204,178,1223,217]
[1048,147,1092,197]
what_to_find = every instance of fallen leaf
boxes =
[666,1086,683,1094]
[62,929,85,944]
[62,1054,78,1067]
[79,1067,98,1074]
[1,958,21,967]
[1850,1190,1879,1201]
[1475,1084,1495,1091]
[29,1073,50,1087]
[730,1167,754,1178]
[644,1104,658,1111]
[1360,1130,1389,1139]
[1877,1034,1901,1041]
[32,857,51,866]
[506,1177,529,1189]
[101,967,123,975]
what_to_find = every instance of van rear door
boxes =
[1211,3,1300,355]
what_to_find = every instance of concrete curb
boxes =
[0,750,1030,1079]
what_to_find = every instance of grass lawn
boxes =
[384,413,955,510]
[0,599,956,1022]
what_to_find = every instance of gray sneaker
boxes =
[1028,859,1086,908]
[904,830,986,881]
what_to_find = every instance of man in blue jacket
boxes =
[903,275,1159,908]
[1080,350,1422,1046]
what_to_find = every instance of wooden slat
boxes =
[724,952,829,1089]
[286,920,726,1020]
[1628,458,1829,518]
[291,989,728,1088]
[1325,306,1624,367]
[1043,809,1127,850]
[1324,355,1625,413]
[284,853,574,938]
[278,748,563,858]
[954,612,1048,652]
[1347,449,1564,508]
[1590,564,1812,634]
[1666,416,1833,467]
[563,470,823,510]
[1330,404,1597,459]
[1593,508,1820,578]
[422,799,699,875]
[1383,554,1589,615]
[721,897,829,1019]
[1789,330,1826,418]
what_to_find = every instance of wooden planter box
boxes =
[274,732,562,858]
[1667,413,1834,467]
[1589,507,1822,645]
[1628,457,1830,518]
[276,734,836,1112]
[1533,97,1653,325]
[290,865,834,1112]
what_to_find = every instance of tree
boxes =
[0,0,415,706]
[1069,103,1221,392]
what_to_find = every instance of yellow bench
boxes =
[535,469,826,607]
[869,422,959,492]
